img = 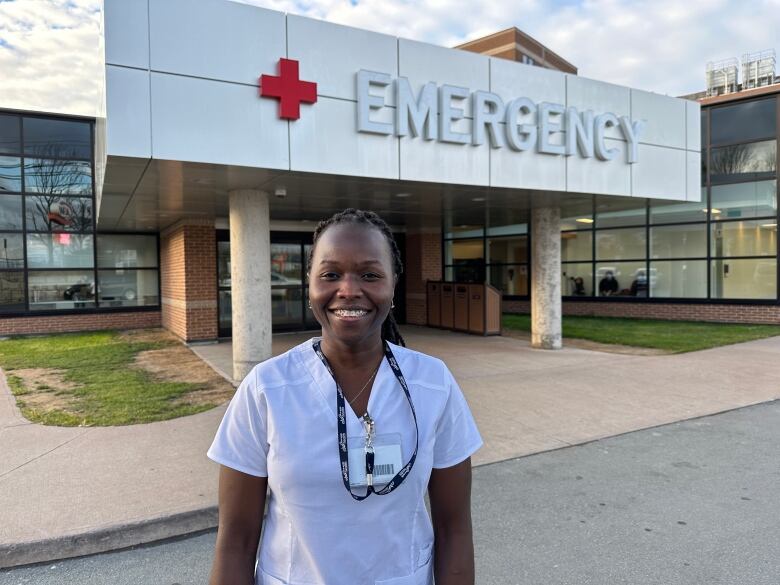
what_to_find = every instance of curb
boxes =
[0,505,218,570]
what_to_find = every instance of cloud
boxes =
[0,0,778,121]
[0,0,102,117]
[238,0,780,96]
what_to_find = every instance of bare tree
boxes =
[25,143,93,270]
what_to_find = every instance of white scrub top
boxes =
[207,337,483,585]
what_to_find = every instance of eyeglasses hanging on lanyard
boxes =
[313,340,419,501]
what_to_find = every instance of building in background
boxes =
[0,0,774,377]
[458,29,779,323]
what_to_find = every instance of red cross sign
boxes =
[259,58,317,120]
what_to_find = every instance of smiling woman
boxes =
[207,209,483,585]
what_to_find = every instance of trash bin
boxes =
[454,285,469,331]
[427,281,441,327]
[440,284,454,329]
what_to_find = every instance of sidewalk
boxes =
[2,326,780,568]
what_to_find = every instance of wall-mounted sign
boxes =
[260,58,317,120]
[356,70,645,163]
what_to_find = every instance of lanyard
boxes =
[312,339,419,501]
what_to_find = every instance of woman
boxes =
[207,209,482,585]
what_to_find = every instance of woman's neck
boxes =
[320,334,384,370]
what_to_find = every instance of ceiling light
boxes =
[395,192,411,198]
[760,223,777,228]
[701,208,721,214]
[471,197,485,202]
[575,218,594,224]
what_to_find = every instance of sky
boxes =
[0,0,779,117]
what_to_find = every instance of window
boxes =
[444,238,484,283]
[595,262,647,297]
[710,98,777,146]
[595,204,646,228]
[596,228,646,260]
[26,196,93,233]
[488,264,528,295]
[28,270,96,310]
[97,269,159,307]
[561,263,593,296]
[710,140,776,184]
[487,236,527,264]
[96,234,158,268]
[711,258,776,299]
[711,220,777,257]
[561,231,592,261]
[23,159,92,195]
[23,117,92,160]
[650,197,708,224]
[0,271,24,312]
[0,233,24,269]
[0,115,20,155]
[649,260,707,298]
[710,180,777,220]
[560,210,593,231]
[0,196,23,229]
[0,156,22,192]
[650,224,707,259]
[26,233,94,269]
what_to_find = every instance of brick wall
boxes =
[503,299,780,325]
[0,310,161,336]
[160,221,218,342]
[405,231,442,325]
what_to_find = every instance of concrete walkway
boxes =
[2,326,780,568]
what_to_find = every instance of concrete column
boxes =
[531,206,562,349]
[229,189,272,381]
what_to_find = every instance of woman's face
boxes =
[308,223,396,348]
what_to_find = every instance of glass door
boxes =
[216,230,405,336]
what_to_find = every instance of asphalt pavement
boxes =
[3,398,778,585]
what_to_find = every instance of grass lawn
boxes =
[502,314,780,353]
[0,330,230,426]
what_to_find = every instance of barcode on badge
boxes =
[375,464,394,476]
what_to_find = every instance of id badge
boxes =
[348,433,403,488]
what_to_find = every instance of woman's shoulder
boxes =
[243,338,317,391]
[387,342,453,392]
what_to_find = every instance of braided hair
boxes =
[307,209,406,347]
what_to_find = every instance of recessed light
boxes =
[396,193,411,198]
[471,197,485,202]
[575,218,594,224]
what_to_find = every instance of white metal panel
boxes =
[491,125,565,191]
[686,151,702,202]
[567,139,630,196]
[104,0,149,69]
[401,116,489,185]
[149,0,286,86]
[686,100,702,152]
[106,66,152,159]
[632,145,686,200]
[566,75,630,140]
[398,39,489,119]
[290,97,398,179]
[288,15,398,104]
[150,73,289,169]
[490,58,566,104]
[630,90,686,149]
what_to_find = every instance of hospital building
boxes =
[0,0,778,379]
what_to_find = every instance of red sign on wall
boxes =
[259,58,317,120]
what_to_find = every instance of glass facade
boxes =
[443,212,529,296]
[442,95,779,306]
[0,112,160,316]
